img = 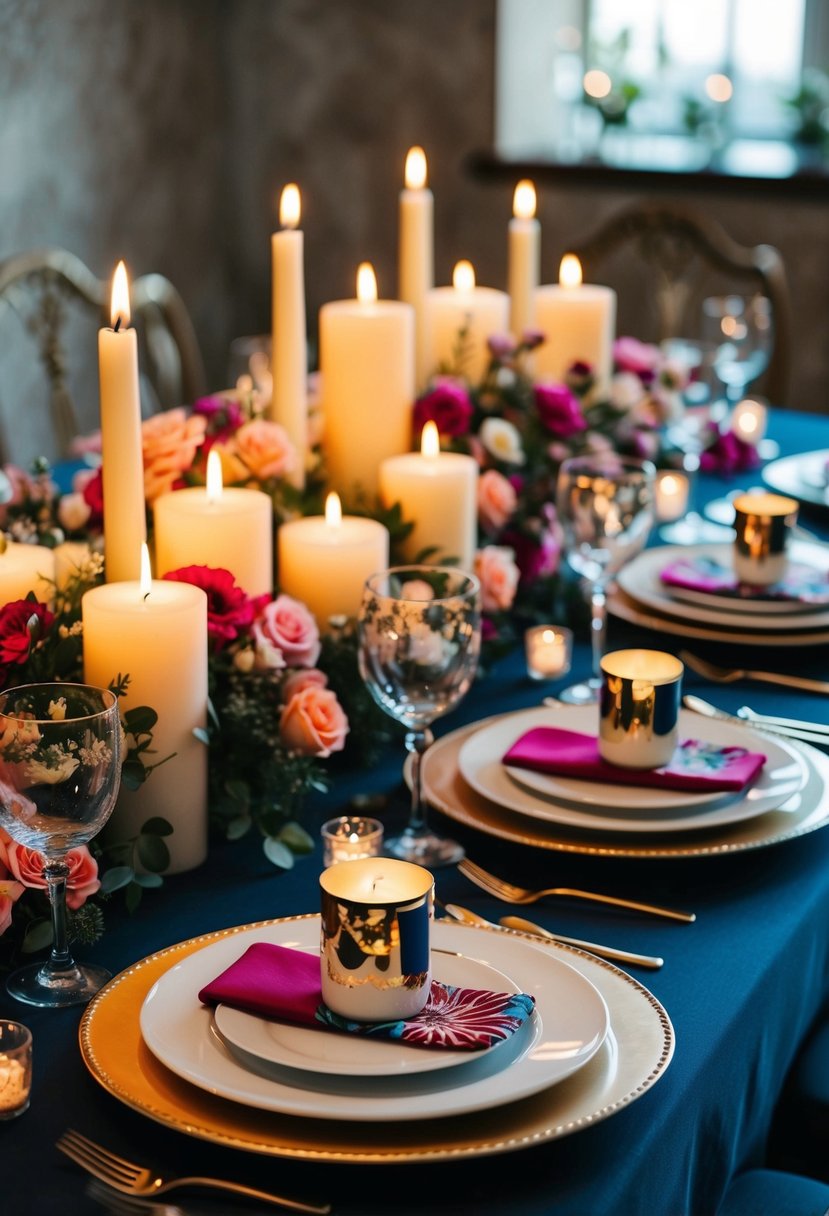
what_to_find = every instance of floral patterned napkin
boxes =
[660,556,829,604]
[199,942,535,1051]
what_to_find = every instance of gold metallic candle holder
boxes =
[732,492,798,586]
[320,858,433,1022]
[599,649,684,770]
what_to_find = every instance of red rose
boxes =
[534,383,587,438]
[163,566,268,649]
[413,379,474,439]
[0,600,55,677]
[81,467,104,523]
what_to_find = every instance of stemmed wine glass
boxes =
[358,566,481,867]
[0,683,122,1007]
[555,455,656,704]
[702,294,773,407]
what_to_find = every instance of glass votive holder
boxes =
[321,816,384,868]
[320,857,433,1022]
[733,492,798,586]
[598,649,684,770]
[654,470,691,523]
[525,625,573,681]
[0,1020,32,1120]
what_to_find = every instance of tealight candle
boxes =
[277,492,389,630]
[730,398,768,446]
[0,1020,32,1120]
[424,260,510,384]
[534,255,616,395]
[153,449,273,596]
[378,421,478,569]
[599,649,684,770]
[321,816,384,867]
[398,146,434,390]
[508,180,541,339]
[270,183,308,487]
[82,545,209,873]
[320,857,433,1021]
[732,492,798,586]
[524,625,573,681]
[654,471,691,523]
[0,541,55,604]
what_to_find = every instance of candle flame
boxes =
[405,146,428,189]
[660,474,680,495]
[206,448,223,503]
[513,180,537,220]
[325,491,343,528]
[559,254,582,288]
[357,262,378,303]
[111,260,131,329]
[421,420,440,458]
[453,260,475,291]
[279,183,301,229]
[139,543,152,600]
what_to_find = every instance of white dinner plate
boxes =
[763,449,829,508]
[214,948,520,1079]
[617,542,829,632]
[457,706,807,834]
[608,586,829,647]
[139,918,609,1122]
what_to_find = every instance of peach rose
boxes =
[57,492,92,533]
[474,545,520,613]
[142,409,207,502]
[280,686,349,758]
[253,595,320,668]
[232,419,296,480]
[477,469,518,533]
[3,837,100,910]
[282,668,328,701]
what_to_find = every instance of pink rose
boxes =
[3,835,100,910]
[280,686,349,758]
[613,336,661,378]
[253,594,321,668]
[142,409,207,501]
[474,546,520,613]
[534,383,587,438]
[282,668,328,701]
[232,419,296,480]
[477,469,518,533]
[413,379,474,439]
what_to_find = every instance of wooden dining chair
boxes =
[569,201,792,406]
[0,247,206,461]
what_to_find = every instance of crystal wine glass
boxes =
[0,683,122,1007]
[358,566,481,867]
[555,455,656,704]
[702,294,773,407]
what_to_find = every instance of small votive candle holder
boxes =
[599,649,684,770]
[730,398,768,446]
[321,815,384,867]
[320,857,433,1022]
[0,1020,32,1120]
[733,492,798,586]
[654,470,690,522]
[525,626,573,681]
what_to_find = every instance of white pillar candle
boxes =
[98,262,147,583]
[0,542,55,604]
[379,421,478,570]
[730,398,768,445]
[654,471,691,523]
[399,146,434,392]
[270,184,307,488]
[508,180,540,339]
[278,492,389,631]
[82,546,208,874]
[534,255,616,395]
[424,261,509,385]
[153,450,273,596]
[320,264,415,503]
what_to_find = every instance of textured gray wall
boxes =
[0,0,825,464]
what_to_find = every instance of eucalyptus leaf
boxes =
[22,919,53,953]
[132,872,164,889]
[100,865,135,894]
[279,821,315,855]
[121,760,148,790]
[124,705,159,734]
[263,837,295,870]
[193,726,210,745]
[137,833,170,873]
[226,815,252,841]
[141,816,174,837]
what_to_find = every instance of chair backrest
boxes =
[569,202,792,405]
[0,247,206,463]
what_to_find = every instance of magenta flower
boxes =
[413,380,474,439]
[699,425,762,474]
[534,383,587,438]
[163,566,267,650]
[487,334,518,360]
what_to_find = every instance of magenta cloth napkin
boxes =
[660,556,829,604]
[503,727,766,792]
[199,941,535,1050]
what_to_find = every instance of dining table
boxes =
[3,406,829,1216]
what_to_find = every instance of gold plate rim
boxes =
[79,915,674,1164]
[608,586,829,646]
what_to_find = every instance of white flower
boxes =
[609,372,646,412]
[47,698,67,721]
[253,637,286,673]
[57,492,91,533]
[479,417,525,466]
[24,754,79,785]
[407,622,450,667]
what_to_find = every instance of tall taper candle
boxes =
[399,146,434,390]
[508,180,540,339]
[270,183,307,488]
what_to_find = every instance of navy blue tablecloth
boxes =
[3,411,829,1216]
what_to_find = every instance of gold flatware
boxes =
[683,695,829,748]
[444,902,663,969]
[57,1129,331,1214]
[680,650,829,695]
[458,858,695,922]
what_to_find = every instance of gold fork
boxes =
[458,859,695,922]
[680,651,829,695]
[57,1129,331,1214]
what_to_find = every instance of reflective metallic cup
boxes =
[320,858,433,1022]
[733,492,798,586]
[599,649,684,770]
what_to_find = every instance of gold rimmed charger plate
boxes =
[608,587,829,647]
[79,915,673,1163]
[419,713,829,859]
